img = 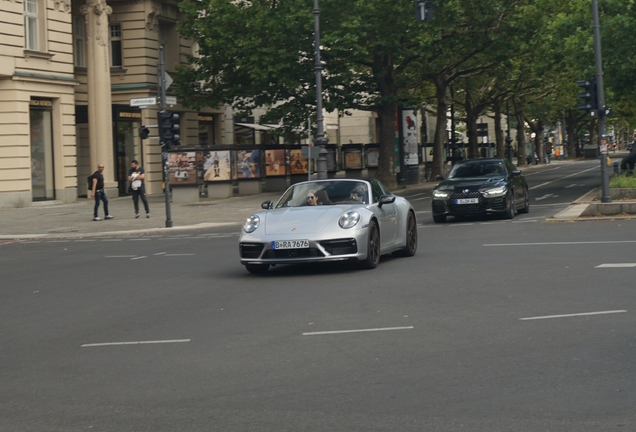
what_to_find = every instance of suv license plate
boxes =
[272,240,310,250]
[455,198,479,204]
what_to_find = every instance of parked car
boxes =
[431,158,529,223]
[239,179,417,273]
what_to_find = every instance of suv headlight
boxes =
[243,215,260,233]
[433,190,450,198]
[483,186,507,197]
[339,211,360,229]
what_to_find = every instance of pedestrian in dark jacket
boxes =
[128,160,150,218]
[90,163,114,221]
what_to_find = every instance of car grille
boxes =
[319,239,357,255]
[264,248,325,259]
[239,243,264,259]
[449,191,486,214]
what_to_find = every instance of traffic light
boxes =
[577,78,598,116]
[158,111,180,148]
[415,0,433,22]
[139,125,150,140]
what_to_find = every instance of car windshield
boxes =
[448,161,506,179]
[276,180,370,208]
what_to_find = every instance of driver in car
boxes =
[350,187,366,203]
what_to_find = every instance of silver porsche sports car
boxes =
[239,179,418,273]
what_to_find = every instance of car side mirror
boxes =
[436,174,444,181]
[261,200,273,210]
[378,194,396,208]
[511,170,521,176]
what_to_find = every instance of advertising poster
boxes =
[236,149,261,179]
[289,149,309,174]
[344,149,363,169]
[366,148,379,168]
[402,109,419,165]
[203,150,231,181]
[168,152,198,185]
[265,149,286,177]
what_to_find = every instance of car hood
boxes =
[264,206,356,235]
[436,177,505,190]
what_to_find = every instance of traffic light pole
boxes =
[159,45,174,227]
[592,0,611,203]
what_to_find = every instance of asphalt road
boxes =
[2,160,635,431]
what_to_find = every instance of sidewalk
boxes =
[0,159,591,239]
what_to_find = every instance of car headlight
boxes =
[339,211,360,229]
[483,185,507,197]
[243,215,260,233]
[433,190,450,198]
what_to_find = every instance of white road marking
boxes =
[415,210,431,214]
[49,240,70,243]
[154,252,167,255]
[596,263,636,268]
[523,166,565,176]
[412,197,428,201]
[74,239,97,242]
[512,219,538,223]
[484,240,636,247]
[165,253,195,256]
[535,194,554,201]
[410,192,429,197]
[519,310,627,321]
[529,166,597,190]
[81,339,191,347]
[102,239,123,242]
[128,238,150,241]
[303,326,414,336]
[106,255,138,258]
[481,221,508,225]
[565,184,578,188]
[130,256,147,260]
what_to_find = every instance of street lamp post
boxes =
[592,0,611,202]
[505,100,513,163]
[313,0,328,180]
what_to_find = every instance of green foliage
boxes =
[610,173,636,188]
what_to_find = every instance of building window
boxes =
[24,0,39,51]
[158,21,179,71]
[198,115,216,145]
[73,16,86,67]
[110,24,123,68]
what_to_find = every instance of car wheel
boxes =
[359,221,380,269]
[503,193,515,219]
[393,211,417,257]
[433,214,446,223]
[518,187,530,214]
[245,263,270,274]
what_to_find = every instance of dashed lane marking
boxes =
[596,263,636,268]
[81,339,191,348]
[303,326,414,336]
[519,310,627,321]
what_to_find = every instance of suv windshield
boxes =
[448,161,506,179]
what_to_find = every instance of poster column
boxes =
[400,108,420,184]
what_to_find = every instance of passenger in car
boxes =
[315,189,332,205]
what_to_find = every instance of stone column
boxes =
[81,0,115,190]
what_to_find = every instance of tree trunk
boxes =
[431,78,448,179]
[376,103,397,188]
[493,100,504,157]
[565,109,577,158]
[466,112,479,159]
[516,112,527,166]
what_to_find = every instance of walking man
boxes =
[90,163,114,221]
[128,160,150,218]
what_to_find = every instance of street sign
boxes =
[165,96,177,105]
[130,97,157,107]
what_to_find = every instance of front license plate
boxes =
[455,198,479,204]
[272,240,310,250]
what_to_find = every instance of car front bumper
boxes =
[432,195,510,217]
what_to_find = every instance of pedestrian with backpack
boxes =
[90,163,114,221]
[128,160,150,218]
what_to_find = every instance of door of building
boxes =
[30,99,55,201]
[113,108,142,195]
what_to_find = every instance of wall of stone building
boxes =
[0,0,77,208]
[337,110,377,144]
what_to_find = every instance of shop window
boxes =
[110,24,123,68]
[73,16,86,67]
